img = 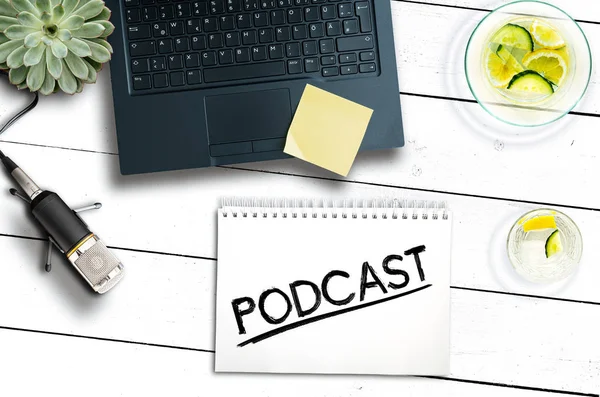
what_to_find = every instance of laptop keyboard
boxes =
[123,0,380,94]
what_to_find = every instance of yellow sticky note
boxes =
[284,84,373,177]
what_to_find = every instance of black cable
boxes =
[0,70,39,137]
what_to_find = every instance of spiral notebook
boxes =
[215,199,452,375]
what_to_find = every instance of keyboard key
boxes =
[170,71,185,86]
[235,47,251,62]
[244,0,259,10]
[168,54,184,69]
[128,25,151,40]
[321,4,335,19]
[126,9,141,23]
[304,6,319,22]
[303,40,317,55]
[292,24,307,39]
[192,35,207,50]
[175,37,190,51]
[187,19,202,34]
[131,58,150,73]
[210,0,226,14]
[259,28,274,43]
[227,0,242,12]
[242,30,257,44]
[209,33,224,48]
[252,45,267,60]
[359,62,376,73]
[261,0,276,9]
[185,53,200,67]
[343,19,358,34]
[204,60,286,82]
[319,38,334,53]
[287,8,301,23]
[187,69,202,84]
[286,42,300,57]
[268,43,284,59]
[340,64,357,75]
[142,0,155,5]
[287,59,302,74]
[304,57,318,72]
[225,31,241,46]
[309,22,323,38]
[326,20,341,36]
[151,56,166,71]
[125,0,139,7]
[277,0,292,6]
[294,0,308,5]
[218,49,234,64]
[360,50,374,61]
[153,73,168,87]
[159,5,174,19]
[143,7,158,22]
[202,51,217,65]
[237,14,252,28]
[168,20,185,35]
[339,53,356,63]
[322,66,338,77]
[176,3,191,17]
[133,75,151,90]
[275,26,290,41]
[254,11,269,26]
[130,40,156,56]
[193,1,209,16]
[157,38,173,53]
[271,9,286,25]
[336,34,373,51]
[203,16,219,31]
[355,1,371,32]
[320,55,335,65]
[153,22,168,37]
[220,15,235,30]
[338,3,353,17]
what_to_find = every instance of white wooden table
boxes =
[0,0,599,396]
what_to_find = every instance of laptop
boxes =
[105,0,404,175]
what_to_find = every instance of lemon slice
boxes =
[522,49,568,86]
[523,215,557,232]
[530,20,566,49]
[485,47,522,88]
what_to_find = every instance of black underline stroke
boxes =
[238,284,432,347]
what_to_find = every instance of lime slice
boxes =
[522,49,568,86]
[545,230,563,258]
[508,70,554,95]
[530,20,565,50]
[522,215,557,232]
[491,24,534,52]
[485,46,522,88]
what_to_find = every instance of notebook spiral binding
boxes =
[220,198,449,220]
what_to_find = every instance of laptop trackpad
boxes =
[205,89,292,145]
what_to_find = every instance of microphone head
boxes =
[67,236,124,294]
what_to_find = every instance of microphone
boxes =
[1,150,124,294]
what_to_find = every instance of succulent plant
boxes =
[0,0,114,94]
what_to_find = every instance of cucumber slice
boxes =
[545,230,563,258]
[491,24,534,52]
[508,70,554,95]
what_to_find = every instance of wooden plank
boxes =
[0,235,598,392]
[404,0,600,22]
[1,143,599,304]
[0,330,584,397]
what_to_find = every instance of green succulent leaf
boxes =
[71,22,104,38]
[6,43,26,67]
[82,58,95,82]
[57,29,71,41]
[51,4,63,22]
[0,38,22,62]
[61,0,79,19]
[49,0,60,7]
[83,38,108,62]
[63,36,89,56]
[59,14,84,30]
[74,0,91,10]
[57,58,76,93]
[97,20,113,37]
[24,30,43,47]
[26,51,45,90]
[50,37,67,57]
[4,25,37,39]
[40,34,51,45]
[45,45,61,78]
[39,67,55,94]
[16,81,28,90]
[9,0,39,16]
[17,11,43,28]
[0,16,18,31]
[89,37,111,53]
[34,0,50,14]
[23,41,43,66]
[40,10,51,23]
[64,50,87,79]
[88,6,109,21]
[0,0,17,17]
[8,64,26,84]
[0,33,8,44]
[84,56,100,71]
[72,0,102,18]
